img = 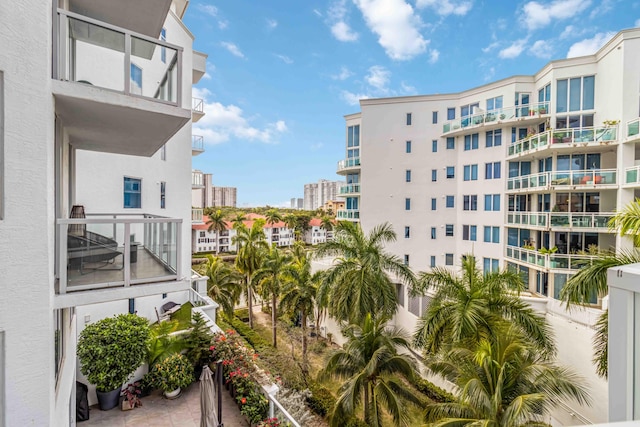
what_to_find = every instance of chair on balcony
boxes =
[67,205,123,274]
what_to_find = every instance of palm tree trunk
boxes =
[247,275,254,329]
[363,384,369,425]
[301,310,308,374]
[271,294,277,348]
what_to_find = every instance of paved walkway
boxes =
[80,382,249,427]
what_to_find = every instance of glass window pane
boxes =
[583,76,594,110]
[486,163,492,179]
[569,78,581,111]
[470,226,477,241]
[472,165,478,180]
[494,162,501,179]
[492,227,500,243]
[447,108,455,120]
[493,194,500,211]
[557,79,568,113]
[484,227,491,242]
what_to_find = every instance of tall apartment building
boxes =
[0,1,206,424]
[290,197,303,209]
[337,28,640,425]
[192,172,237,208]
[303,179,345,210]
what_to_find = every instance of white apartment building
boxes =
[290,197,303,209]
[304,218,331,245]
[338,28,640,425]
[192,172,237,209]
[303,179,345,211]
[0,1,207,424]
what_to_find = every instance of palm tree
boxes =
[254,247,292,347]
[320,313,422,427]
[205,210,227,254]
[230,212,247,230]
[424,325,590,426]
[413,254,555,356]
[203,255,241,319]
[264,209,283,245]
[233,220,269,328]
[560,199,640,377]
[315,221,416,323]
[280,254,322,370]
[283,213,297,245]
[321,216,334,241]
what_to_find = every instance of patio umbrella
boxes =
[200,365,217,427]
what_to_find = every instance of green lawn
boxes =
[170,302,194,330]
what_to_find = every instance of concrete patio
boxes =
[80,382,249,427]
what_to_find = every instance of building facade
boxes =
[338,29,640,425]
[192,172,237,209]
[303,179,345,211]
[290,197,303,209]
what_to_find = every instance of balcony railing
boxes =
[627,117,640,139]
[192,97,204,114]
[337,157,361,172]
[192,208,203,223]
[192,170,204,188]
[508,169,617,191]
[507,126,618,157]
[336,209,360,220]
[505,245,597,271]
[549,212,614,229]
[57,213,182,293]
[625,165,640,185]
[442,102,550,134]
[192,135,204,152]
[55,9,182,106]
[507,171,549,191]
[340,184,361,194]
[506,212,548,227]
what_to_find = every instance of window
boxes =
[406,140,412,153]
[538,83,551,111]
[348,125,360,147]
[432,111,438,124]
[432,140,438,152]
[483,258,500,273]
[446,195,454,208]
[124,177,141,208]
[445,253,454,266]
[486,95,503,111]
[485,162,501,179]
[404,254,410,265]
[447,107,455,120]
[430,256,436,268]
[160,181,166,209]
[463,225,477,241]
[431,169,437,182]
[446,137,455,149]
[463,195,477,211]
[160,144,166,161]
[129,298,135,314]
[406,170,412,182]
[130,63,143,95]
[484,194,500,211]
[485,130,502,147]
[431,227,436,239]
[446,224,454,236]
[431,198,436,210]
[446,166,455,179]
[483,226,500,243]
[396,283,405,307]
[405,198,411,210]
[463,164,478,181]
[556,76,595,113]
[406,113,412,125]
[464,133,479,150]
[160,28,167,63]
[404,226,410,238]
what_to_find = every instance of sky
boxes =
[185,0,640,207]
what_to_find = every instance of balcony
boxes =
[192,135,205,156]
[193,50,207,84]
[339,184,361,195]
[336,209,360,220]
[192,170,204,188]
[192,97,205,122]
[549,212,614,230]
[506,212,548,229]
[508,169,617,193]
[337,157,361,174]
[55,213,185,307]
[507,126,618,160]
[505,245,597,271]
[442,103,550,136]
[507,172,549,192]
[53,9,190,157]
[625,117,640,143]
[192,208,203,224]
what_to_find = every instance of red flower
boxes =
[241,397,247,404]
[209,345,215,351]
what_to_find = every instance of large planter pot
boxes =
[164,388,181,399]
[96,387,122,411]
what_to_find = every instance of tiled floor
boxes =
[80,382,249,427]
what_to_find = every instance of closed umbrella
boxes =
[200,365,217,427]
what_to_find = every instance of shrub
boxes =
[306,382,335,417]
[234,308,250,322]
[185,312,214,369]
[148,354,194,393]
[77,314,150,392]
[310,340,327,354]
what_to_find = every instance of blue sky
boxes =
[185,0,640,207]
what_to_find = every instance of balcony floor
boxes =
[67,248,174,290]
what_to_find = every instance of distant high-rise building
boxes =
[192,173,237,208]
[290,197,303,209]
[303,179,345,210]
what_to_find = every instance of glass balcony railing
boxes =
[192,135,204,152]
[507,172,549,191]
[506,246,547,268]
[340,184,361,194]
[337,157,361,172]
[336,209,360,220]
[549,169,617,186]
[192,170,204,187]
[57,213,182,293]
[508,126,618,157]
[506,212,548,227]
[627,118,640,139]
[442,102,550,134]
[192,208,203,223]
[192,97,204,114]
[505,245,598,270]
[549,212,614,229]
[625,165,640,185]
[55,9,182,105]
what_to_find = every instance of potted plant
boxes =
[148,353,194,399]
[121,382,142,411]
[77,314,150,410]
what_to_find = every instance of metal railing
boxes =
[57,213,182,293]
[192,208,203,223]
[54,9,182,106]
[192,97,204,113]
[442,102,550,134]
[339,184,361,194]
[336,209,360,220]
[192,135,204,152]
[508,169,617,190]
[508,126,618,157]
[192,170,204,187]
[505,245,598,270]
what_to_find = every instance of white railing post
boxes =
[124,223,131,287]
[58,222,67,294]
[176,220,182,280]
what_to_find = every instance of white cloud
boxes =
[218,20,229,30]
[416,0,473,16]
[566,31,615,57]
[328,0,359,42]
[266,19,278,30]
[220,42,245,58]
[400,82,417,95]
[341,91,370,106]
[589,0,614,19]
[353,0,428,60]
[499,39,527,59]
[202,72,212,80]
[484,66,496,82]
[482,41,500,53]
[365,65,391,92]
[310,142,324,150]
[521,0,592,31]
[197,5,218,17]
[332,66,353,80]
[635,18,640,28]
[428,49,440,63]
[313,9,323,17]
[275,54,293,64]
[192,88,287,145]
[530,39,554,58]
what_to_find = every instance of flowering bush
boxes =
[148,354,194,393]
[258,418,281,427]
